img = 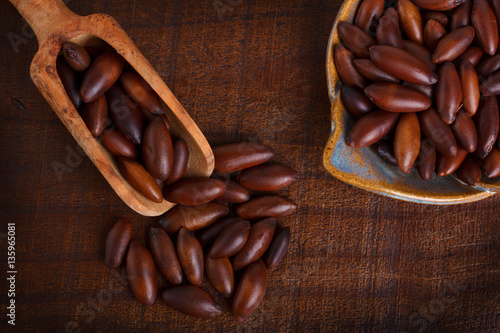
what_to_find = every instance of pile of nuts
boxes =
[335,0,500,185]
[57,39,297,322]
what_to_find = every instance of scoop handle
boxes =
[9,0,80,46]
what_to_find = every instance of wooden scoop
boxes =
[9,0,214,216]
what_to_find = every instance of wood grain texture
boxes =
[0,0,498,332]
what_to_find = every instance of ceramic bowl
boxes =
[323,0,497,204]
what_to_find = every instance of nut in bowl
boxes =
[323,0,500,204]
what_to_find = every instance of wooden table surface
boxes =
[1,0,499,332]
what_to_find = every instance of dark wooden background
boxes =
[1,0,499,332]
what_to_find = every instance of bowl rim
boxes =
[322,0,495,204]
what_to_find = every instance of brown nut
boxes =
[403,40,437,72]
[398,0,424,44]
[101,128,138,159]
[56,57,82,110]
[80,52,124,103]
[402,82,434,99]
[384,8,400,30]
[337,21,376,59]
[482,148,500,177]
[472,0,499,56]
[474,96,499,159]
[422,11,449,27]
[341,86,375,118]
[455,155,482,186]
[264,227,291,270]
[377,141,397,166]
[232,261,268,322]
[236,163,298,191]
[364,83,432,113]
[423,20,447,50]
[159,202,229,233]
[449,0,472,30]
[215,179,250,203]
[459,60,480,117]
[120,72,163,114]
[415,139,436,181]
[376,15,404,49]
[418,108,458,157]
[353,59,400,83]
[480,71,500,96]
[232,218,276,271]
[165,138,189,185]
[106,84,144,145]
[436,148,468,176]
[163,178,226,206]
[177,227,204,286]
[142,116,173,181]
[162,286,221,318]
[198,216,245,248]
[236,196,296,220]
[454,46,484,67]
[334,45,366,88]
[117,157,163,203]
[450,109,478,153]
[62,42,91,72]
[205,256,235,298]
[126,240,157,306]
[370,45,437,85]
[149,227,183,286]
[346,109,400,148]
[105,217,133,269]
[411,0,466,11]
[432,26,475,63]
[213,143,275,173]
[208,219,251,259]
[354,0,384,35]
[436,62,462,124]
[476,54,500,78]
[394,113,421,174]
[81,95,108,137]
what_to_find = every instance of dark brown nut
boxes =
[117,157,163,203]
[449,0,472,30]
[232,261,268,322]
[264,227,290,270]
[209,219,251,259]
[337,22,376,59]
[119,72,163,114]
[80,52,124,103]
[216,180,250,203]
[81,95,107,137]
[459,60,480,117]
[476,54,500,78]
[423,20,447,50]
[474,96,499,159]
[394,113,420,174]
[126,240,157,306]
[370,45,437,85]
[62,42,90,72]
[353,59,400,83]
[450,110,478,153]
[411,0,466,11]
[341,86,374,118]
[101,128,138,159]
[436,148,468,176]
[84,45,105,59]
[403,40,437,72]
[480,71,500,96]
[162,286,221,318]
[482,148,500,177]
[177,227,203,286]
[472,0,499,56]
[398,0,424,44]
[436,62,462,124]
[432,26,475,63]
[455,155,482,185]
[56,57,82,110]
[422,11,449,26]
[159,202,229,233]
[232,218,276,271]
[149,227,182,286]
[105,217,133,269]
[384,7,400,30]
[454,46,484,67]
[106,84,144,144]
[213,143,275,173]
[364,83,432,113]
[237,163,298,191]
[402,82,434,99]
[418,108,458,157]
[376,16,404,49]
[346,110,400,148]
[198,216,245,248]
[354,0,384,35]
[205,257,235,298]
[142,116,173,181]
[377,141,397,166]
[415,139,436,181]
[334,45,366,88]
[490,0,500,31]
[236,196,296,220]
[165,138,189,185]
[163,178,226,206]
